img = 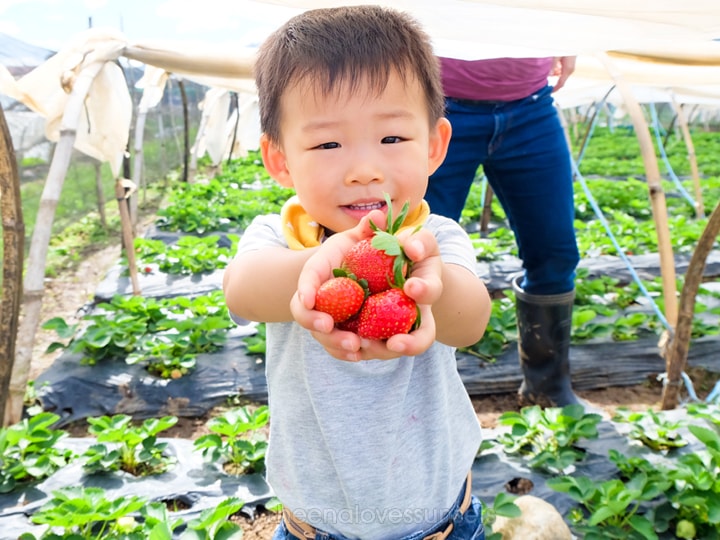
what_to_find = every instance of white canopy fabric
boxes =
[264,0,720,59]
[1,0,720,172]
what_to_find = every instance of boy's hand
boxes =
[290,218,443,361]
[290,211,378,356]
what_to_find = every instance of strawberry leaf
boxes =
[393,256,407,286]
[382,192,409,235]
[384,192,394,232]
[391,201,409,234]
[372,231,402,256]
[412,304,421,332]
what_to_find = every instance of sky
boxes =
[0,0,303,51]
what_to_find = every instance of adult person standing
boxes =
[425,56,582,407]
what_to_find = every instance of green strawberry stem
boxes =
[332,268,369,297]
[368,192,415,287]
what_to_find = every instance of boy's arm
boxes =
[401,230,491,349]
[432,262,490,347]
[223,246,315,323]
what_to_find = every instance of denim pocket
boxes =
[449,496,484,540]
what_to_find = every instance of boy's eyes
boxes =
[314,142,340,150]
[312,136,404,150]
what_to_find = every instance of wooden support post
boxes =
[115,178,141,296]
[0,105,24,426]
[670,97,704,219]
[661,200,720,409]
[480,182,493,235]
[9,60,106,425]
[598,53,678,331]
[94,161,107,228]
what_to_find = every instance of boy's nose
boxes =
[345,153,384,185]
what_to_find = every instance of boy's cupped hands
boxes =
[291,210,443,362]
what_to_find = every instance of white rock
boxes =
[491,495,572,540]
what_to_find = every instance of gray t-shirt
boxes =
[233,213,482,540]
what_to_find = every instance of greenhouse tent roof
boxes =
[0,32,54,76]
[1,0,720,173]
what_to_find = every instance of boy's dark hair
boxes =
[254,5,444,143]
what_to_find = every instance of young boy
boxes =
[223,6,491,540]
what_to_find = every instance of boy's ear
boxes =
[427,117,452,176]
[260,133,294,188]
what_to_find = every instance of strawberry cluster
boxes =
[314,197,420,341]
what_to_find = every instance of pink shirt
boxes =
[439,57,554,102]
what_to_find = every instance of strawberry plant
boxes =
[612,408,688,452]
[193,405,269,475]
[482,492,521,540]
[495,404,602,474]
[82,414,178,476]
[458,295,516,361]
[138,501,184,539]
[21,486,148,539]
[133,234,239,275]
[155,171,293,234]
[180,497,245,540]
[686,402,720,432]
[574,269,638,310]
[661,424,720,539]
[0,412,75,493]
[554,413,720,540]
[548,472,667,540]
[44,291,236,378]
[242,322,266,356]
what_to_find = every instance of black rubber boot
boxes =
[513,276,583,408]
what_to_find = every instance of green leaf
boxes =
[493,492,520,517]
[627,515,659,540]
[41,317,78,338]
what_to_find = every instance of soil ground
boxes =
[26,233,684,539]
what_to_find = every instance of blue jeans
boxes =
[426,85,579,295]
[271,485,484,540]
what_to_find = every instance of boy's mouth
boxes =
[344,200,387,212]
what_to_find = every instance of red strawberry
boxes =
[342,194,411,294]
[336,312,361,333]
[357,288,418,340]
[315,276,366,323]
[342,238,399,294]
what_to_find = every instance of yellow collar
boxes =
[280,195,430,250]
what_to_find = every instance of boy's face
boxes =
[261,70,451,233]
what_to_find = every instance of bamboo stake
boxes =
[178,79,189,183]
[189,95,210,179]
[132,108,147,211]
[598,53,678,330]
[157,110,168,187]
[6,60,106,425]
[480,182,493,235]
[661,200,720,409]
[115,178,141,296]
[94,161,107,229]
[0,105,24,426]
[227,92,240,165]
[166,79,183,165]
[670,97,704,219]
